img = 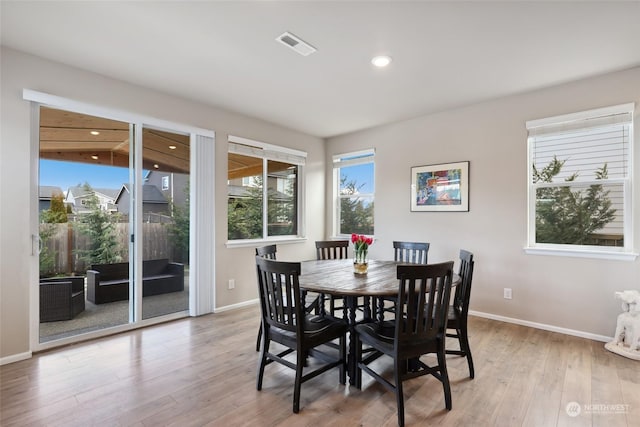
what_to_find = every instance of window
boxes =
[161,176,169,190]
[333,149,375,237]
[526,103,635,258]
[227,136,305,241]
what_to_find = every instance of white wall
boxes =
[0,47,325,361]
[326,66,640,340]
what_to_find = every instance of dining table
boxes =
[299,258,460,386]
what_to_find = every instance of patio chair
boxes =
[40,276,85,322]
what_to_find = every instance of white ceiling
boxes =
[2,1,640,138]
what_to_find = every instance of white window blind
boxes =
[527,105,632,183]
[229,135,306,166]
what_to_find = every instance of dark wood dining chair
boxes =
[393,241,430,264]
[254,244,321,351]
[255,245,278,351]
[255,256,347,413]
[377,241,431,320]
[315,240,351,315]
[315,240,349,260]
[355,262,454,427]
[445,249,475,378]
[255,244,277,259]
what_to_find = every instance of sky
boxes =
[341,163,374,194]
[41,158,374,194]
[40,159,131,192]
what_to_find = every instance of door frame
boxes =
[25,89,216,352]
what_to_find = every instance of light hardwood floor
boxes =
[1,305,638,426]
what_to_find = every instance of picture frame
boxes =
[410,161,469,212]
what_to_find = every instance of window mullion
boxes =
[262,157,268,240]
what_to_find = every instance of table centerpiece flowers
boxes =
[351,233,373,274]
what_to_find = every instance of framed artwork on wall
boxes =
[410,161,469,212]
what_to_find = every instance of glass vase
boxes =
[353,250,368,274]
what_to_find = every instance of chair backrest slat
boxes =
[396,262,453,345]
[256,244,277,260]
[453,249,475,315]
[315,240,349,260]
[393,241,430,264]
[255,256,302,334]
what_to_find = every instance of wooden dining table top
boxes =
[299,259,460,297]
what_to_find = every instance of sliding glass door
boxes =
[140,126,190,319]
[37,107,190,343]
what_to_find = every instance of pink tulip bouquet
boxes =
[351,233,373,264]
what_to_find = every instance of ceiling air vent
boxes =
[276,31,317,56]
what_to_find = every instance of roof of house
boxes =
[67,186,120,201]
[116,184,168,204]
[228,185,289,201]
[38,186,64,200]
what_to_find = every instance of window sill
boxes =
[226,236,307,249]
[523,246,638,261]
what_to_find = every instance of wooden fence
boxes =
[41,223,181,275]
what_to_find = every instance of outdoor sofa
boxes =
[87,258,184,304]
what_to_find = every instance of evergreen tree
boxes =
[75,183,123,265]
[340,177,374,235]
[534,156,616,245]
[228,177,264,240]
[42,192,68,223]
[39,192,68,276]
[168,182,190,262]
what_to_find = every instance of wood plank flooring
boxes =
[1,305,638,426]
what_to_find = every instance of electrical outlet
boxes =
[228,279,235,290]
[504,288,512,300]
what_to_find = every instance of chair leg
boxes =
[256,337,269,391]
[354,334,362,389]
[394,357,405,427]
[255,323,262,352]
[458,326,475,379]
[293,351,304,413]
[437,347,452,410]
[339,334,346,385]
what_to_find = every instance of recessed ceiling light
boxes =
[169,145,177,150]
[91,155,99,160]
[90,131,100,136]
[153,164,159,169]
[371,55,392,68]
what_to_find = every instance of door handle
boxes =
[32,234,42,256]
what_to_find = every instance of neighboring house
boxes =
[65,186,119,214]
[115,183,170,221]
[227,177,292,204]
[38,186,64,213]
[144,170,189,210]
[228,173,295,229]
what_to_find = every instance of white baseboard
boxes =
[0,351,32,366]
[469,310,612,343]
[214,298,259,313]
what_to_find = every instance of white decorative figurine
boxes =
[605,290,640,360]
